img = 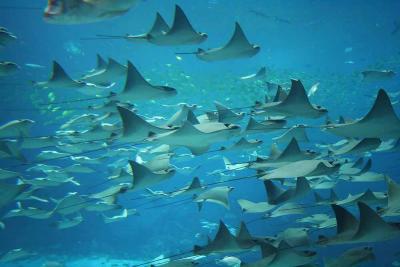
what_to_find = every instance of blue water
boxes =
[1,0,400,266]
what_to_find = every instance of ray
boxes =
[111,61,178,103]
[327,89,400,139]
[148,5,207,46]
[194,22,260,61]
[255,79,328,119]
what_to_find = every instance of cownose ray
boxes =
[59,113,99,130]
[85,201,122,212]
[102,208,138,224]
[214,101,245,124]
[33,61,107,95]
[85,54,108,75]
[0,27,17,47]
[156,121,241,155]
[237,199,275,213]
[52,213,83,229]
[170,177,205,197]
[146,5,207,46]
[339,159,385,183]
[264,177,311,205]
[309,176,337,190]
[89,99,134,115]
[0,182,29,209]
[23,176,80,189]
[193,186,234,209]
[297,214,336,229]
[325,246,375,267]
[221,137,263,154]
[90,183,130,205]
[193,220,257,255]
[64,164,94,174]
[110,61,177,103]
[241,241,316,267]
[223,156,249,171]
[0,248,36,263]
[36,150,70,161]
[97,9,202,49]
[319,201,400,245]
[361,70,396,82]
[260,159,340,180]
[117,106,174,143]
[274,227,310,248]
[21,136,59,149]
[335,188,387,206]
[52,192,92,216]
[376,138,400,152]
[150,258,198,267]
[0,140,25,161]
[243,117,287,135]
[255,79,328,119]
[163,103,199,128]
[326,89,400,139]
[0,119,34,139]
[43,0,140,24]
[250,138,319,169]
[0,61,20,76]
[124,12,170,42]
[339,158,371,176]
[192,22,260,61]
[128,160,175,191]
[265,202,304,218]
[314,189,339,205]
[71,155,106,165]
[272,124,310,144]
[82,57,127,86]
[15,187,48,204]
[330,138,382,155]
[136,152,173,172]
[378,177,400,217]
[240,67,266,80]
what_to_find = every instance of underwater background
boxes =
[1,0,400,266]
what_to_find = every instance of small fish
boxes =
[25,63,45,69]
[307,82,320,97]
[344,47,353,53]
